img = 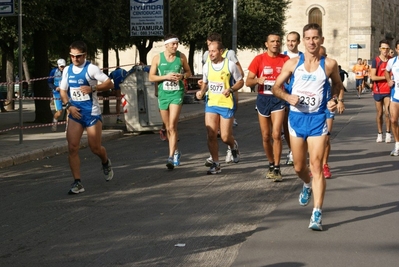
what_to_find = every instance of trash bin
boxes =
[120,65,163,132]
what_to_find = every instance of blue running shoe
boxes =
[308,210,323,231]
[173,150,181,166]
[166,157,174,170]
[299,184,312,206]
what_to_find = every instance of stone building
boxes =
[100,0,399,90]
[283,0,399,79]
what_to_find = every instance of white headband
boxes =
[164,38,179,45]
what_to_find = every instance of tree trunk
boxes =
[102,27,111,115]
[115,49,120,68]
[136,38,154,65]
[33,30,53,123]
[6,46,14,111]
[188,40,195,74]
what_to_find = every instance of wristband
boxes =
[229,88,234,94]
[91,85,97,92]
[65,102,72,110]
[338,98,344,102]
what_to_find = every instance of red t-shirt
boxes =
[372,56,391,95]
[248,53,289,95]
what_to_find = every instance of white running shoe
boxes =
[51,123,57,132]
[231,140,240,163]
[233,118,238,127]
[205,156,214,167]
[376,133,383,143]
[225,148,233,163]
[390,147,399,156]
[385,132,392,143]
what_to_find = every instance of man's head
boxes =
[357,58,362,64]
[69,41,87,66]
[286,31,301,52]
[378,39,390,57]
[302,23,324,54]
[164,33,179,52]
[265,33,282,55]
[57,58,66,70]
[319,46,327,57]
[208,41,224,63]
[207,32,222,46]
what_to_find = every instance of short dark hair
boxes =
[164,33,179,41]
[395,40,399,48]
[287,31,301,41]
[303,23,323,37]
[70,41,87,53]
[266,33,281,42]
[379,39,390,47]
[209,41,223,50]
[207,32,222,42]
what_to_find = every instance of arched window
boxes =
[309,8,322,28]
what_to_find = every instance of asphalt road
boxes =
[1,93,398,267]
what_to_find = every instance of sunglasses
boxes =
[70,53,86,59]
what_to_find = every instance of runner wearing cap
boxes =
[48,58,66,131]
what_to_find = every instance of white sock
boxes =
[313,208,322,213]
[304,182,311,188]
[396,142,399,149]
[53,118,57,123]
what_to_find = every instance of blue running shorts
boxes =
[288,112,328,140]
[256,94,285,117]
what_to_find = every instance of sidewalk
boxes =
[0,93,257,168]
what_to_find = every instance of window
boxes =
[309,8,322,28]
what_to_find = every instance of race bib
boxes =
[70,87,90,101]
[163,81,179,91]
[263,80,275,91]
[356,71,362,76]
[296,91,321,112]
[208,81,225,94]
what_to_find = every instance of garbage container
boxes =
[120,65,163,132]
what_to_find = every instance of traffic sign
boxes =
[0,0,14,16]
[350,44,360,49]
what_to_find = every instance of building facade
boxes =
[100,0,399,91]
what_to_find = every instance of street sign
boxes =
[0,0,14,16]
[350,44,360,49]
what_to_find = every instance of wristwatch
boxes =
[91,85,97,92]
[229,88,234,94]
[338,98,344,103]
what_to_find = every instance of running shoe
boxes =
[281,132,285,141]
[299,184,312,206]
[231,140,240,163]
[323,164,331,179]
[285,151,294,165]
[173,150,181,166]
[233,118,238,127]
[308,210,323,231]
[385,132,392,143]
[102,159,114,181]
[207,162,221,174]
[225,148,233,163]
[205,156,214,167]
[68,180,85,194]
[51,122,57,132]
[390,147,399,156]
[266,166,274,179]
[116,118,124,124]
[159,129,168,141]
[376,133,383,143]
[166,157,174,170]
[273,168,282,182]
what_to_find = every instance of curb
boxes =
[0,130,123,169]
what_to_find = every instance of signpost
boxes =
[130,0,164,37]
[0,0,14,16]
[350,43,361,61]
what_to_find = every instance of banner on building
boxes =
[130,0,164,37]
